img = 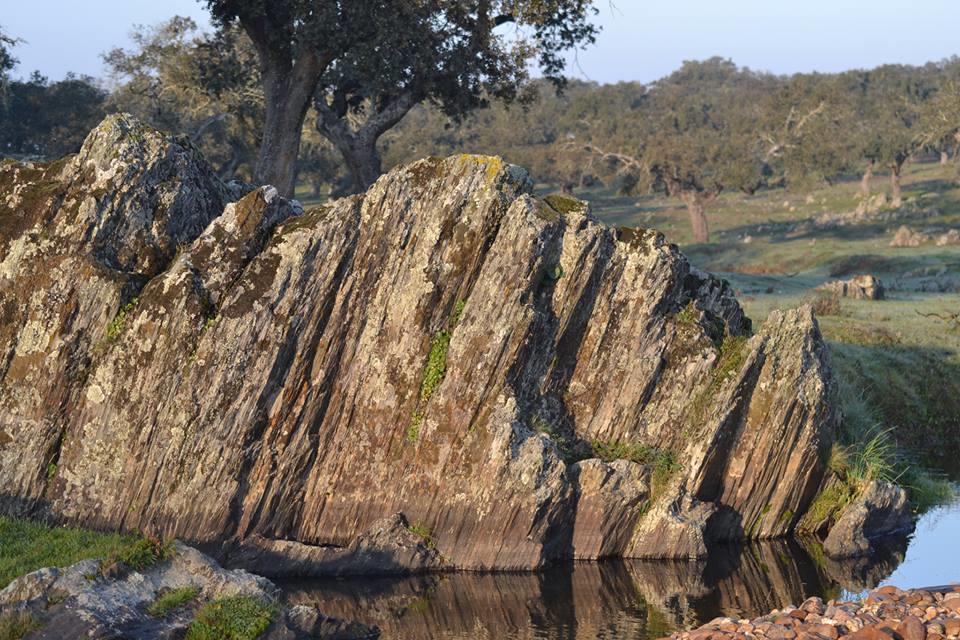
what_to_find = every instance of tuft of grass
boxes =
[105,298,139,342]
[800,479,856,531]
[185,596,276,640]
[0,517,138,589]
[0,610,39,640]
[106,535,173,572]
[848,426,901,485]
[148,586,200,617]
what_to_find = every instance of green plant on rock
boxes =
[185,596,276,640]
[105,298,139,342]
[408,299,468,443]
[420,330,450,403]
[148,586,199,617]
[650,450,681,501]
[450,299,467,327]
[407,411,423,443]
[407,522,436,550]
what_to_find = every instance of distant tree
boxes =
[919,79,960,171]
[0,26,17,100]
[840,66,932,205]
[203,0,599,196]
[103,17,262,181]
[758,74,857,190]
[0,72,106,158]
[581,59,772,243]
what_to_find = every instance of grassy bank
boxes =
[0,516,166,589]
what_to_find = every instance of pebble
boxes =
[659,586,960,640]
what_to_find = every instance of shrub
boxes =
[810,292,841,317]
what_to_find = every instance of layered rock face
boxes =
[0,116,838,571]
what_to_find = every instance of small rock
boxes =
[897,615,926,640]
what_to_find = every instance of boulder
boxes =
[936,229,960,246]
[0,542,378,639]
[823,481,914,558]
[818,275,885,300]
[890,225,929,247]
[0,116,842,569]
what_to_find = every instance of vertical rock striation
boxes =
[0,116,841,571]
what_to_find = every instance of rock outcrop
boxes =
[818,275,885,300]
[0,116,842,571]
[0,542,378,639]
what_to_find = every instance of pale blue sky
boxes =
[3,1,959,84]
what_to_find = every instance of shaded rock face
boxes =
[0,542,377,640]
[0,116,839,571]
[823,481,913,559]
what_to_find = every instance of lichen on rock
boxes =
[0,116,871,572]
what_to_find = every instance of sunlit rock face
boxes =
[0,115,839,571]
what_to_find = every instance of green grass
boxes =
[148,586,200,617]
[0,517,141,589]
[185,596,276,640]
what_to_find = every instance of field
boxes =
[576,160,960,482]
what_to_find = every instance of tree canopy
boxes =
[202,0,600,195]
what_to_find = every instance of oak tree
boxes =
[203,0,599,196]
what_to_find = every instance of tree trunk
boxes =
[254,71,314,196]
[337,136,383,194]
[890,163,903,208]
[941,150,950,165]
[315,92,417,195]
[860,161,874,198]
[681,193,711,243]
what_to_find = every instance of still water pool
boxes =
[280,492,960,640]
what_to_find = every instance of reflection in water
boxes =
[280,536,907,640]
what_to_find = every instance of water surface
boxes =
[281,494,960,640]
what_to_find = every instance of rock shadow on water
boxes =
[275,536,907,639]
